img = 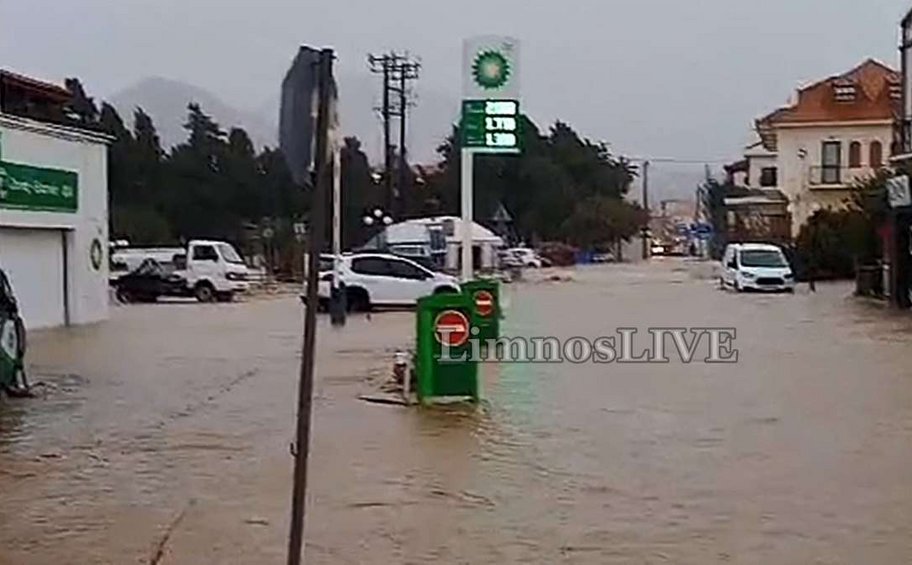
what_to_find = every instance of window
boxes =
[870,141,884,168]
[821,141,842,184]
[192,245,218,261]
[759,167,778,187]
[739,250,788,268]
[217,243,245,265]
[351,257,391,276]
[834,83,856,102]
[388,259,429,280]
[848,141,862,168]
[318,256,335,273]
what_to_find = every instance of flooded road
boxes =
[3,260,912,564]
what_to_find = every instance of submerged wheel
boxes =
[195,283,216,303]
[346,288,371,312]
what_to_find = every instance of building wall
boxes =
[746,153,777,187]
[0,114,109,326]
[775,121,892,235]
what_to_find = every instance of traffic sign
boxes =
[473,290,495,318]
[434,310,471,347]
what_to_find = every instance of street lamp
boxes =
[362,207,393,250]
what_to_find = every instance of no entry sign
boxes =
[474,290,495,317]
[434,310,470,348]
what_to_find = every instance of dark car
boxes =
[111,259,187,303]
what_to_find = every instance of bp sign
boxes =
[463,36,519,99]
[462,36,521,154]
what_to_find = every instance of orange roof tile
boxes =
[757,59,899,127]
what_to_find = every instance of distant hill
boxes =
[109,75,460,165]
[110,77,278,150]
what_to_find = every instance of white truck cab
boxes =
[182,240,250,302]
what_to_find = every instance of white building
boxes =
[365,215,504,272]
[754,59,899,236]
[0,72,110,329]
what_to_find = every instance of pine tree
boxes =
[64,78,99,126]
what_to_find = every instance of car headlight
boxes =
[226,272,247,281]
[784,273,794,279]
[742,272,756,279]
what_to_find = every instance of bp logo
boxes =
[472,50,511,90]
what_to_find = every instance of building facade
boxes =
[0,72,110,329]
[756,59,899,236]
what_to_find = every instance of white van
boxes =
[721,243,795,293]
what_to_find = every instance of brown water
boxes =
[2,261,912,564]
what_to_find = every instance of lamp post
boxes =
[363,207,393,250]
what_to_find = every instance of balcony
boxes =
[807,166,877,189]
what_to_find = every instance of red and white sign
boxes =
[474,290,495,317]
[434,310,470,347]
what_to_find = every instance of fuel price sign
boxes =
[461,99,521,153]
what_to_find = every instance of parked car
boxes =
[314,253,460,311]
[505,247,546,268]
[720,243,796,293]
[111,259,187,303]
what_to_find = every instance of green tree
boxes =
[340,136,378,247]
[64,78,99,127]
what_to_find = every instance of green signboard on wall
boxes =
[0,161,78,213]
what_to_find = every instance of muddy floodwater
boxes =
[2,260,912,564]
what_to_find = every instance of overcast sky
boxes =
[1,0,909,165]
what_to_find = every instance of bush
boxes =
[794,209,873,280]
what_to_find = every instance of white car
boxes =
[720,243,796,293]
[316,253,460,311]
[504,247,545,268]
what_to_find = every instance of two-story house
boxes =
[755,59,900,236]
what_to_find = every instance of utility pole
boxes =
[395,60,419,218]
[287,47,333,565]
[369,52,420,219]
[369,54,398,215]
[641,160,651,260]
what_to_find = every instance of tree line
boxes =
[65,79,647,265]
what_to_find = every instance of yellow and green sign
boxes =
[0,161,78,213]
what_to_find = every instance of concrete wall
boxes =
[746,153,777,187]
[0,114,110,326]
[775,122,892,235]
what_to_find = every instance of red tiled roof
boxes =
[757,59,899,128]
[0,70,71,102]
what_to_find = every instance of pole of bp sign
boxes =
[460,36,521,281]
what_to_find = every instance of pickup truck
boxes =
[112,240,250,303]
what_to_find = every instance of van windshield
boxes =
[217,243,245,265]
[740,250,787,268]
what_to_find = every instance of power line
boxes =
[368,52,420,218]
[627,156,734,165]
